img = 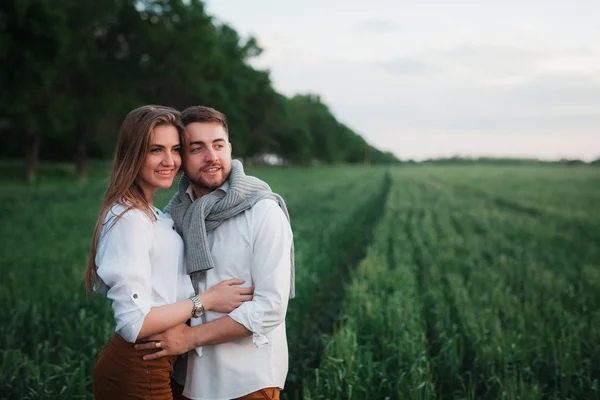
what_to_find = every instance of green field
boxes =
[1,163,599,399]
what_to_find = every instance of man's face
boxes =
[183,121,232,197]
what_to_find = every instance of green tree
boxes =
[0,0,398,180]
[0,0,69,181]
[58,0,140,178]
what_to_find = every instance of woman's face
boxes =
[137,124,181,198]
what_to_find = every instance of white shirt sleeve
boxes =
[228,199,293,347]
[95,209,154,343]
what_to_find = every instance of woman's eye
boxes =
[173,147,181,153]
[151,148,161,153]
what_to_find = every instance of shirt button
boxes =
[133,293,138,299]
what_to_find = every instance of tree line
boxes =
[420,156,600,166]
[0,0,398,182]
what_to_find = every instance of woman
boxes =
[85,105,252,399]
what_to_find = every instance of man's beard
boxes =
[188,175,222,191]
[187,162,231,192]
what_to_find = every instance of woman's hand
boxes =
[200,278,254,313]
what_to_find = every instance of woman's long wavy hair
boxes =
[85,105,186,294]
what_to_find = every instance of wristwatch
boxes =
[190,295,204,318]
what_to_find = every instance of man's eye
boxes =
[191,147,203,152]
[215,145,224,149]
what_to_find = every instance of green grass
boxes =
[1,162,599,399]
[306,165,600,400]
[0,161,388,399]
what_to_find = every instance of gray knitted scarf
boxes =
[167,159,295,299]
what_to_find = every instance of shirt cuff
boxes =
[229,307,268,348]
[128,284,152,314]
[117,311,147,343]
[114,292,152,343]
[189,317,204,357]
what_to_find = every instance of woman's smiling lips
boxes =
[155,169,175,177]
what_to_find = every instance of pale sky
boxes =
[204,0,600,161]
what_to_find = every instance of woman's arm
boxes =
[96,209,253,343]
[137,279,253,340]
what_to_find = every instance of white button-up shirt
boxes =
[175,182,293,400]
[94,204,195,343]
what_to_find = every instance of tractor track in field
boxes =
[284,171,392,400]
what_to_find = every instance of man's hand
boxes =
[204,279,254,313]
[134,323,194,360]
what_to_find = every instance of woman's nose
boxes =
[162,152,175,166]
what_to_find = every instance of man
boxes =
[135,106,294,400]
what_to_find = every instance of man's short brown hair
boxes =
[181,106,228,134]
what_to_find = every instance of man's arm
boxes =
[190,316,251,346]
[136,316,250,361]
[136,199,293,359]
[227,199,292,345]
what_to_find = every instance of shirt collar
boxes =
[185,180,230,201]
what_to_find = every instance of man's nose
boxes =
[204,147,218,162]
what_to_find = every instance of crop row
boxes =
[305,167,600,399]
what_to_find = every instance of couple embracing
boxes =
[86,105,294,400]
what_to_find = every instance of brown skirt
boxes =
[93,333,178,400]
